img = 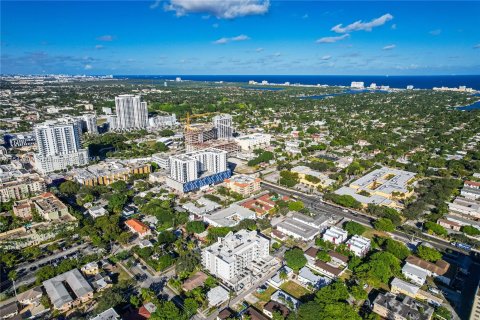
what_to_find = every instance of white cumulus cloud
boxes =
[316,34,350,44]
[213,34,250,44]
[331,13,393,33]
[165,0,270,19]
[321,55,332,60]
[382,44,396,50]
[84,64,93,70]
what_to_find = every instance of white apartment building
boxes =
[191,148,227,173]
[81,114,98,134]
[169,155,198,183]
[213,114,233,140]
[202,230,272,290]
[33,118,89,173]
[351,81,365,89]
[402,262,428,286]
[322,226,348,244]
[148,113,177,128]
[346,235,371,257]
[114,94,148,130]
[169,148,227,183]
[235,133,271,151]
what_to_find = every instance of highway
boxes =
[261,181,469,255]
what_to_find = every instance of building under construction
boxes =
[184,113,240,155]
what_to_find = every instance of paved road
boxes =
[261,181,468,255]
[204,265,281,320]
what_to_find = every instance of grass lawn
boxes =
[254,285,277,302]
[362,227,389,239]
[280,281,311,299]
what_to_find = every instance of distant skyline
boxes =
[1,1,479,75]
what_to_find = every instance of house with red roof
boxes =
[125,219,151,238]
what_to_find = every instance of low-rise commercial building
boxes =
[335,167,416,208]
[276,213,330,241]
[203,204,256,228]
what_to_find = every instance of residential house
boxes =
[125,219,152,238]
[207,286,229,307]
[263,300,290,319]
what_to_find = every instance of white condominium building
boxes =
[213,114,233,140]
[202,230,271,290]
[114,94,148,130]
[33,118,89,173]
[170,154,198,183]
[81,114,98,134]
[169,148,227,183]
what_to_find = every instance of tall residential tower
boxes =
[114,95,148,130]
[213,114,233,140]
[33,118,89,173]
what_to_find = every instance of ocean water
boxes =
[115,75,480,90]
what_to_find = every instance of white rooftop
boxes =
[207,286,229,306]
[204,203,256,227]
[43,269,93,309]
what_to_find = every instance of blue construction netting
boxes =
[183,170,232,192]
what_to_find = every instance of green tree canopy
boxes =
[374,218,395,232]
[417,245,442,262]
[344,221,366,236]
[284,248,307,271]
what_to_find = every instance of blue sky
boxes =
[1,1,479,75]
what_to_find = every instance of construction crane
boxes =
[182,111,219,131]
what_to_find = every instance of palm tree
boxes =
[279,270,288,282]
